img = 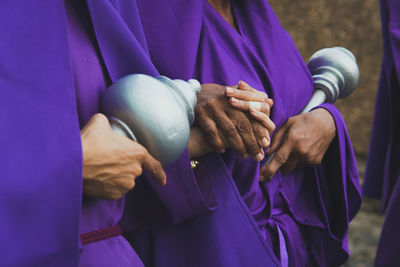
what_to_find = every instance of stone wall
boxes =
[268,0,382,157]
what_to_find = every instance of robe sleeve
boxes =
[121,150,218,231]
[310,103,362,262]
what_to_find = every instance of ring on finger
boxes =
[248,101,262,112]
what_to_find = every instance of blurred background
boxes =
[267,0,384,266]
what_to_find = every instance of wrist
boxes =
[310,107,336,137]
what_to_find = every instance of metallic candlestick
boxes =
[302,47,360,113]
[101,74,201,166]
[264,47,360,166]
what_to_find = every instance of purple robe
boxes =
[121,0,362,266]
[0,0,182,266]
[363,0,400,265]
[65,0,146,266]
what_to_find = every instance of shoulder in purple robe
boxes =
[364,0,400,265]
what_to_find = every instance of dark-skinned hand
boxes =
[195,82,271,161]
[226,81,275,147]
[260,108,336,181]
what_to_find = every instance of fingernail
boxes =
[226,87,234,95]
[256,153,264,162]
[266,147,271,154]
[261,137,269,147]
[230,97,238,104]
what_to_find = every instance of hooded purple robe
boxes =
[363,0,400,265]
[0,0,208,266]
[120,0,362,266]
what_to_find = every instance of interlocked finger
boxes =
[226,87,268,103]
[238,80,260,93]
[213,112,247,155]
[229,110,262,158]
[252,122,271,147]
[230,97,271,115]
[250,108,275,133]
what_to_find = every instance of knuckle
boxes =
[92,113,108,124]
[205,127,219,138]
[288,131,301,143]
[236,118,252,133]
[194,109,202,119]
[109,190,124,200]
[118,177,135,191]
[300,149,310,157]
[132,167,143,177]
[222,125,238,137]
[127,179,136,190]
[207,101,220,113]
[135,148,147,161]
[195,105,206,116]
[204,98,219,109]
[275,152,288,164]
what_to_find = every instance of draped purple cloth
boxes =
[66,0,146,266]
[0,1,82,265]
[0,0,204,266]
[121,0,362,266]
[363,0,400,265]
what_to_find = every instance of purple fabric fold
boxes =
[65,1,146,265]
[125,153,281,267]
[364,0,400,209]
[1,0,215,265]
[130,0,361,266]
[364,0,400,265]
[85,0,219,228]
[0,1,82,265]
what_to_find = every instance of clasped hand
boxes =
[192,81,337,182]
[192,81,275,160]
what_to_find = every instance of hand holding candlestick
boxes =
[262,47,360,172]
[101,74,201,166]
